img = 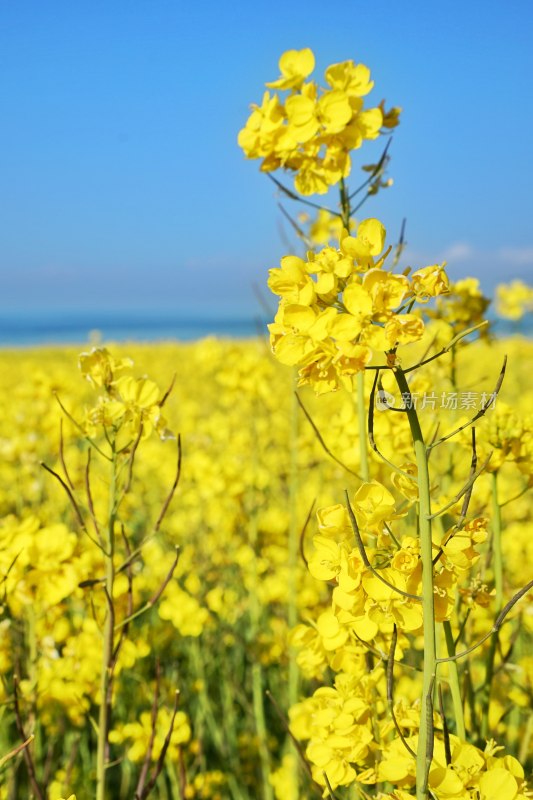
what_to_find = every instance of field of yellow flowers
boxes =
[0,328,531,800]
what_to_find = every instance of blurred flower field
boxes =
[0,328,531,799]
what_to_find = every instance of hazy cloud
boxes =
[497,247,533,266]
[440,243,475,261]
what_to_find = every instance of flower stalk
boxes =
[393,365,436,800]
[96,446,118,800]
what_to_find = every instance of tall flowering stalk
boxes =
[239,48,533,800]
[40,349,184,800]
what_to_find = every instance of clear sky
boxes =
[1,0,532,316]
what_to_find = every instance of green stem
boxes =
[491,471,503,610]
[519,713,533,766]
[96,448,117,800]
[26,606,40,768]
[450,342,457,390]
[442,621,466,740]
[339,177,351,230]
[340,177,368,485]
[252,662,274,800]
[288,374,300,799]
[357,371,369,481]
[288,374,299,705]
[480,470,502,740]
[393,367,435,800]
[248,415,274,800]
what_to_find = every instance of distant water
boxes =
[0,309,530,347]
[0,310,268,347]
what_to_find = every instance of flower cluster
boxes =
[268,217,450,393]
[496,280,533,321]
[80,347,173,441]
[238,48,400,195]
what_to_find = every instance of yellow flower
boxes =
[103,375,168,440]
[109,707,191,763]
[317,90,353,133]
[325,60,374,97]
[434,277,490,330]
[266,48,315,91]
[341,218,386,270]
[237,91,285,159]
[308,246,354,294]
[239,50,396,195]
[441,518,487,572]
[285,91,320,143]
[363,268,410,314]
[411,264,450,301]
[384,313,425,346]
[268,255,316,305]
[496,280,533,320]
[79,347,132,388]
[307,209,355,245]
[352,480,400,533]
[308,536,348,581]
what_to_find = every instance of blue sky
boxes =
[1,0,532,316]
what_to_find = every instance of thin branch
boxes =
[54,392,111,460]
[428,357,507,451]
[159,374,176,409]
[111,525,134,665]
[368,371,419,481]
[437,579,533,663]
[323,772,341,800]
[392,217,407,267]
[438,685,452,765]
[154,435,182,534]
[457,427,477,524]
[345,491,422,601]
[40,461,107,554]
[0,734,35,769]
[278,202,312,246]
[352,631,422,673]
[348,138,392,201]
[141,690,181,800]
[423,675,436,794]
[364,321,490,373]
[265,690,323,795]
[115,547,180,630]
[299,499,316,568]
[428,452,492,520]
[267,173,339,217]
[500,482,531,508]
[432,429,477,565]
[403,321,490,374]
[84,448,105,550]
[351,190,374,216]
[1,550,23,600]
[295,392,363,480]
[12,676,44,800]
[387,624,416,757]
[124,421,144,495]
[454,608,471,648]
[135,661,161,799]
[59,419,75,489]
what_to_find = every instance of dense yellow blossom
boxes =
[238,48,397,194]
[268,218,451,393]
[496,280,533,320]
[0,336,530,798]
